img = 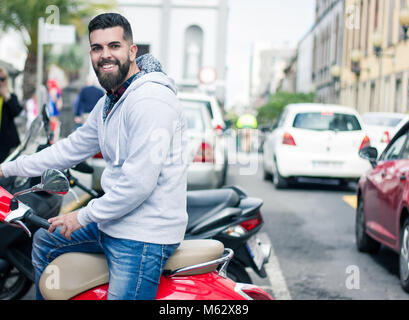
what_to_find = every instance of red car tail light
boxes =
[282,132,296,146]
[381,131,390,144]
[193,142,215,163]
[239,212,263,231]
[359,135,371,150]
[93,152,103,159]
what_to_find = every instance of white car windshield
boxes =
[293,112,361,132]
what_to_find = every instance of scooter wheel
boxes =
[0,268,32,300]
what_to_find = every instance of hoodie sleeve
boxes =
[77,96,180,226]
[1,101,102,178]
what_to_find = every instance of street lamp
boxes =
[330,64,341,104]
[372,31,383,57]
[330,64,341,81]
[350,49,362,77]
[399,7,409,40]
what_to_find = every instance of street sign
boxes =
[41,23,75,45]
[199,66,217,85]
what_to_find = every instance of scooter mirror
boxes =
[40,169,69,195]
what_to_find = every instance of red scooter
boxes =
[0,169,273,300]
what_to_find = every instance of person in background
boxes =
[25,90,38,130]
[74,79,104,126]
[46,79,63,141]
[0,67,23,163]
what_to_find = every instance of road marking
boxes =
[258,232,292,300]
[343,195,357,209]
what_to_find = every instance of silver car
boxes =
[183,100,226,190]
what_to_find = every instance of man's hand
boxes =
[48,211,82,240]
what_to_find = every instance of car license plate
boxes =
[312,160,343,168]
[246,236,264,270]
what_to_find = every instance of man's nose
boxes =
[101,46,112,59]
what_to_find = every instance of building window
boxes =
[370,80,376,112]
[387,0,395,46]
[400,0,408,41]
[183,25,204,80]
[395,75,402,112]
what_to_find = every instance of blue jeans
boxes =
[31,223,179,300]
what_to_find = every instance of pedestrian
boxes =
[0,12,187,300]
[75,79,104,126]
[0,67,23,163]
[46,78,63,141]
[25,90,38,130]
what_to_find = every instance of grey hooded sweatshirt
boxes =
[2,57,188,244]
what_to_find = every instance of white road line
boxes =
[258,232,292,300]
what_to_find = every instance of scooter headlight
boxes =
[222,225,247,237]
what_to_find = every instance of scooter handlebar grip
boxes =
[25,212,51,230]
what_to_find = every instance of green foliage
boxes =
[49,44,84,80]
[0,0,117,51]
[257,91,316,126]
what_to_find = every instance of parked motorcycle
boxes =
[0,108,63,300]
[66,179,271,284]
[185,186,271,284]
[0,169,274,300]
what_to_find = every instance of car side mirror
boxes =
[359,146,378,168]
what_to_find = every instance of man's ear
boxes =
[130,44,138,61]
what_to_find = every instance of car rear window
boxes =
[180,99,214,119]
[182,103,207,132]
[361,115,403,127]
[292,112,361,131]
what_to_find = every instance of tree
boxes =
[257,91,316,125]
[0,0,116,99]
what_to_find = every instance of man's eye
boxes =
[110,44,120,49]
[92,47,101,52]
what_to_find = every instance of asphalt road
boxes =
[227,152,409,300]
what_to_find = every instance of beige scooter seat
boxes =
[39,239,224,300]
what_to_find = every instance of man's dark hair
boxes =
[88,13,133,43]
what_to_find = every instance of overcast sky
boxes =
[225,0,315,110]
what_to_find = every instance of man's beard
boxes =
[93,57,131,92]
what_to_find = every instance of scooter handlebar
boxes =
[25,211,51,230]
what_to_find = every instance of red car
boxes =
[356,120,409,293]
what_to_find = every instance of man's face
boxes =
[89,26,136,92]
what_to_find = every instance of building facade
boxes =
[312,0,344,103]
[118,0,228,104]
[340,0,409,114]
[249,42,295,108]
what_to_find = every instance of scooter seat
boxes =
[39,239,225,300]
[186,188,240,232]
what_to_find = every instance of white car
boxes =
[262,103,372,188]
[178,91,228,185]
[182,100,225,190]
[361,112,409,154]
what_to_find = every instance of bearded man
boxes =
[0,13,188,300]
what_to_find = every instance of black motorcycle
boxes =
[0,107,62,299]
[185,186,271,283]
